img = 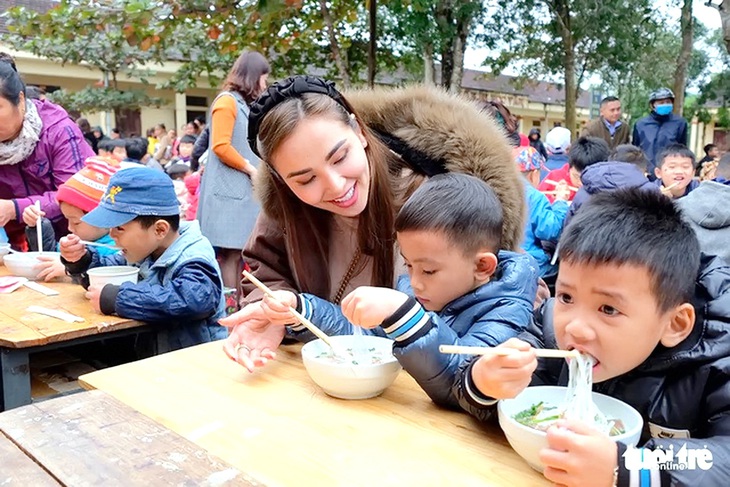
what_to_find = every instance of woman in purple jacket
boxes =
[0,57,94,250]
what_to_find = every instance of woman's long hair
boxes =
[256,93,397,292]
[221,51,270,105]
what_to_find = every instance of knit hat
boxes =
[513,146,545,173]
[545,126,572,154]
[56,156,120,213]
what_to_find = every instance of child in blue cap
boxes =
[59,166,228,350]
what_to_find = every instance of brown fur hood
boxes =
[256,84,525,250]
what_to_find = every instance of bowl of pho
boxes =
[497,353,643,471]
[301,335,401,400]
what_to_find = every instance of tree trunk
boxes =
[672,0,693,115]
[551,0,577,137]
[715,0,730,53]
[319,0,351,88]
[448,13,471,93]
[435,0,453,88]
[423,43,435,85]
[367,0,376,88]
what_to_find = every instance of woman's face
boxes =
[269,116,370,218]
[0,92,25,143]
[258,74,269,95]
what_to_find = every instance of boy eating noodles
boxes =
[461,188,730,486]
[261,173,539,418]
[654,144,698,199]
[60,166,228,350]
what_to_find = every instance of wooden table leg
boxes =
[0,348,31,412]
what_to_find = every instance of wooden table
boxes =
[0,389,260,486]
[80,341,550,486]
[0,266,153,411]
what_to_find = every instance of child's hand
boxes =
[59,234,87,263]
[540,419,618,487]
[22,204,44,227]
[470,338,537,399]
[260,290,299,326]
[553,180,571,202]
[84,284,104,314]
[36,255,65,282]
[341,287,409,329]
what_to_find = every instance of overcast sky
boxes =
[464,0,724,70]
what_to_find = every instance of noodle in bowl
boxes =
[498,386,643,471]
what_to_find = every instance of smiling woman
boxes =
[221,75,526,372]
[0,54,94,251]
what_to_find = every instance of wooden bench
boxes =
[0,389,260,486]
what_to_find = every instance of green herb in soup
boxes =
[316,347,387,365]
[513,401,626,436]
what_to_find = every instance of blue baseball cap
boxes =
[82,166,180,228]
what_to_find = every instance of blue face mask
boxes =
[654,104,673,116]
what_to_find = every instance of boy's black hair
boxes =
[109,138,126,148]
[395,173,503,254]
[97,139,115,153]
[179,134,197,145]
[559,188,700,312]
[657,144,696,169]
[111,127,121,136]
[135,214,180,232]
[716,153,730,179]
[568,136,610,172]
[608,144,649,172]
[704,143,717,155]
[124,137,149,161]
[600,96,619,107]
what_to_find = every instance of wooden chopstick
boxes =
[241,269,337,350]
[439,344,579,359]
[543,179,579,192]
[35,201,43,255]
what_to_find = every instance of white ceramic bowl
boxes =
[498,385,643,471]
[87,266,139,287]
[3,251,61,280]
[0,243,10,265]
[301,335,402,400]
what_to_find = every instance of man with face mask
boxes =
[632,88,688,180]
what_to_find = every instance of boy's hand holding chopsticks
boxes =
[465,338,538,400]
[260,290,301,325]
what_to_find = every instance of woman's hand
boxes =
[220,302,286,373]
[0,199,17,227]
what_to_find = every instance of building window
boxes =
[186,95,208,107]
[532,120,541,127]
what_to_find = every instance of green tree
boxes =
[482,0,656,136]
[385,0,486,92]
[2,0,170,113]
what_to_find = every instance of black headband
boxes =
[247,75,351,159]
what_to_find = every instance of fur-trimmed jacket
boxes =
[242,85,526,304]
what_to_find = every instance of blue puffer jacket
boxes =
[521,182,569,276]
[289,251,539,415]
[63,221,228,350]
[632,112,688,175]
[566,162,658,228]
[459,254,730,487]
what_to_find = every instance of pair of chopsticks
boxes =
[439,344,578,359]
[543,179,579,192]
[80,240,121,250]
[241,268,338,351]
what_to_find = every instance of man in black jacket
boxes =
[457,188,730,487]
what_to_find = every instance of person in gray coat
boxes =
[678,154,730,263]
[197,51,270,290]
